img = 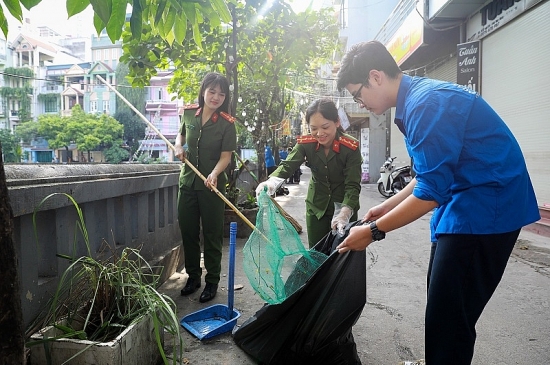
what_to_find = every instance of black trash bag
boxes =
[233,220,367,365]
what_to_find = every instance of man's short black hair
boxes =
[336,41,402,91]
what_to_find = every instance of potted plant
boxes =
[26,193,183,365]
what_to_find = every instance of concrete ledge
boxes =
[5,162,181,186]
[7,163,184,328]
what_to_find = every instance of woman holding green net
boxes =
[256,98,362,248]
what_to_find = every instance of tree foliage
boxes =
[1,67,34,123]
[0,0,230,45]
[13,120,38,144]
[114,62,147,154]
[0,129,21,162]
[120,0,339,179]
[36,105,124,156]
[103,144,130,163]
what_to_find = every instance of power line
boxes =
[0,71,138,89]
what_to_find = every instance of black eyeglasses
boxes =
[352,84,365,106]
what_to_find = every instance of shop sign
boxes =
[386,11,424,66]
[466,0,544,41]
[456,40,481,93]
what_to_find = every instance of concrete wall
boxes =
[5,163,184,328]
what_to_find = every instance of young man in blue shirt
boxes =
[335,41,540,364]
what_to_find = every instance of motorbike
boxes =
[377,156,412,197]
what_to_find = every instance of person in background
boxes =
[278,147,295,184]
[265,145,276,176]
[256,98,363,248]
[279,147,288,162]
[335,40,540,364]
[174,72,237,303]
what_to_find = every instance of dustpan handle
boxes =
[228,222,237,316]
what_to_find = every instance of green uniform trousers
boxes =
[306,210,358,248]
[178,185,224,285]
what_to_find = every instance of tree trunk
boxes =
[0,145,25,364]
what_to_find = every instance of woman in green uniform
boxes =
[256,98,362,247]
[174,72,237,303]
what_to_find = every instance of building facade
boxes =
[140,70,184,162]
[375,0,549,207]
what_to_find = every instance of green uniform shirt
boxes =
[179,107,237,191]
[271,131,362,219]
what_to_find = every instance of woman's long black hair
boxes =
[197,72,231,113]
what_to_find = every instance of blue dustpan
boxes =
[180,222,241,340]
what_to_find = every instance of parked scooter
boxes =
[377,156,412,197]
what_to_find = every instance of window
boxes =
[104,49,109,61]
[158,88,163,101]
[90,101,97,112]
[112,48,118,60]
[103,100,109,113]
[94,50,101,61]
[45,99,58,113]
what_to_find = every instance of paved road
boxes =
[160,166,550,364]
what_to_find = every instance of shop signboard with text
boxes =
[456,40,481,94]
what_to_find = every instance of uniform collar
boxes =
[194,108,219,122]
[315,131,344,153]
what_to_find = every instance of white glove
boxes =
[255,176,285,197]
[331,203,354,235]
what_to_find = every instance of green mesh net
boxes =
[243,189,328,304]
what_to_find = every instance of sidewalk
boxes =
[160,166,550,364]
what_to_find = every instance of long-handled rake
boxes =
[95,75,257,232]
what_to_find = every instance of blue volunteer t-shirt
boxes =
[394,75,540,241]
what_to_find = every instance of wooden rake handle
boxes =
[95,75,257,232]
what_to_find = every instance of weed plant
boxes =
[26,193,183,365]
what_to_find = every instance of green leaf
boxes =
[165,28,175,46]
[163,8,175,36]
[156,18,166,39]
[173,12,186,45]
[0,8,8,39]
[90,0,112,26]
[54,324,76,335]
[92,12,105,35]
[130,0,142,40]
[154,0,166,26]
[203,6,221,28]
[20,0,41,10]
[167,0,182,12]
[181,2,195,26]
[67,0,90,17]
[210,0,231,23]
[3,0,23,22]
[192,20,202,50]
[106,0,126,41]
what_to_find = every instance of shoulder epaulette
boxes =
[183,103,200,110]
[297,135,317,144]
[220,111,236,123]
[339,135,359,151]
